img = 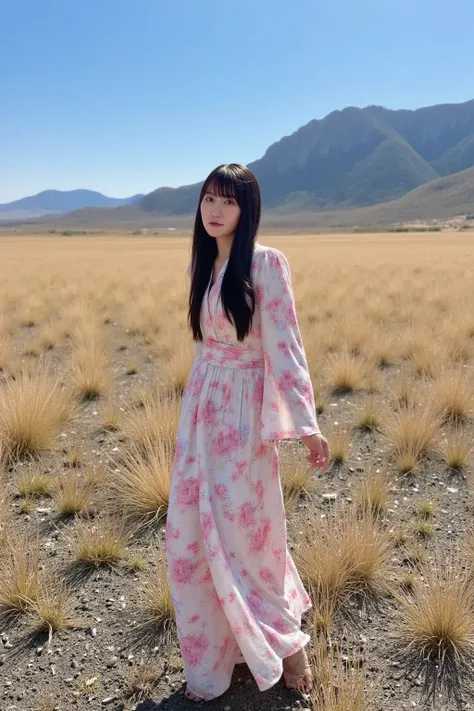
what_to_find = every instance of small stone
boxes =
[106,656,118,669]
[447,487,458,494]
[224,707,231,711]
[90,628,97,638]
[4,642,13,649]
[0,655,5,665]
[322,493,337,502]
[101,697,116,705]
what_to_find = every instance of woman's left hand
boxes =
[301,433,331,473]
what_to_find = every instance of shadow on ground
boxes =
[135,663,306,711]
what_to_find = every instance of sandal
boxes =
[282,648,313,695]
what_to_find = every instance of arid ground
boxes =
[1,231,474,711]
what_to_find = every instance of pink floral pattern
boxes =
[166,244,319,700]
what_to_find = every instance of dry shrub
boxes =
[416,499,437,519]
[71,514,130,568]
[431,368,474,423]
[0,534,41,617]
[399,327,441,377]
[0,335,12,371]
[69,323,111,400]
[144,542,174,626]
[123,659,162,702]
[28,577,83,642]
[310,633,375,710]
[52,469,98,516]
[18,468,54,498]
[326,426,351,464]
[394,552,474,702]
[439,426,474,472]
[0,462,11,547]
[0,367,76,461]
[38,320,63,351]
[111,437,172,522]
[295,506,392,630]
[355,396,383,432]
[280,446,318,512]
[353,466,394,517]
[392,371,418,408]
[366,332,396,368]
[160,337,195,396]
[120,387,181,453]
[123,293,161,338]
[381,401,442,474]
[327,349,366,394]
[100,402,121,431]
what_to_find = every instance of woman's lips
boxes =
[209,221,223,226]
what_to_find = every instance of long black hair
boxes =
[188,164,261,342]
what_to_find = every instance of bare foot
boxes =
[282,648,313,694]
[185,688,208,702]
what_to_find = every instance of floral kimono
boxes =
[165,243,320,700]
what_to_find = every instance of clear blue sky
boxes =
[2,0,474,203]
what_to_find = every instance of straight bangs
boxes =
[201,173,244,205]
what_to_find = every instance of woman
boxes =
[165,163,330,702]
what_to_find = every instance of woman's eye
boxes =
[205,196,213,202]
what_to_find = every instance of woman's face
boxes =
[201,187,241,239]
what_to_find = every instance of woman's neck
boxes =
[215,235,233,261]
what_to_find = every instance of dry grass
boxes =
[353,466,394,517]
[52,469,98,516]
[355,396,383,432]
[28,578,83,642]
[295,506,393,630]
[309,632,375,710]
[0,367,76,461]
[18,467,54,498]
[431,368,474,422]
[416,499,437,519]
[1,233,474,706]
[111,437,172,522]
[394,553,474,699]
[136,538,175,646]
[438,425,474,472]
[69,323,111,400]
[0,535,41,617]
[120,386,181,453]
[381,401,443,474]
[327,349,367,394]
[159,337,195,396]
[327,426,352,464]
[280,446,319,511]
[123,659,161,702]
[71,514,130,568]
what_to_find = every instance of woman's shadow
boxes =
[134,662,304,710]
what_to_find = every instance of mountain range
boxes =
[0,190,143,220]
[3,98,474,227]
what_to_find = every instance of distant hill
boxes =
[0,190,144,220]
[138,98,474,214]
[4,97,474,229]
[12,165,473,232]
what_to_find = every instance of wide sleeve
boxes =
[255,248,321,442]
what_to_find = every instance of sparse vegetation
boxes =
[395,554,474,701]
[1,232,474,709]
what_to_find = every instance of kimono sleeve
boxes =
[256,248,320,442]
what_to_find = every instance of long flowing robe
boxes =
[165,243,320,700]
